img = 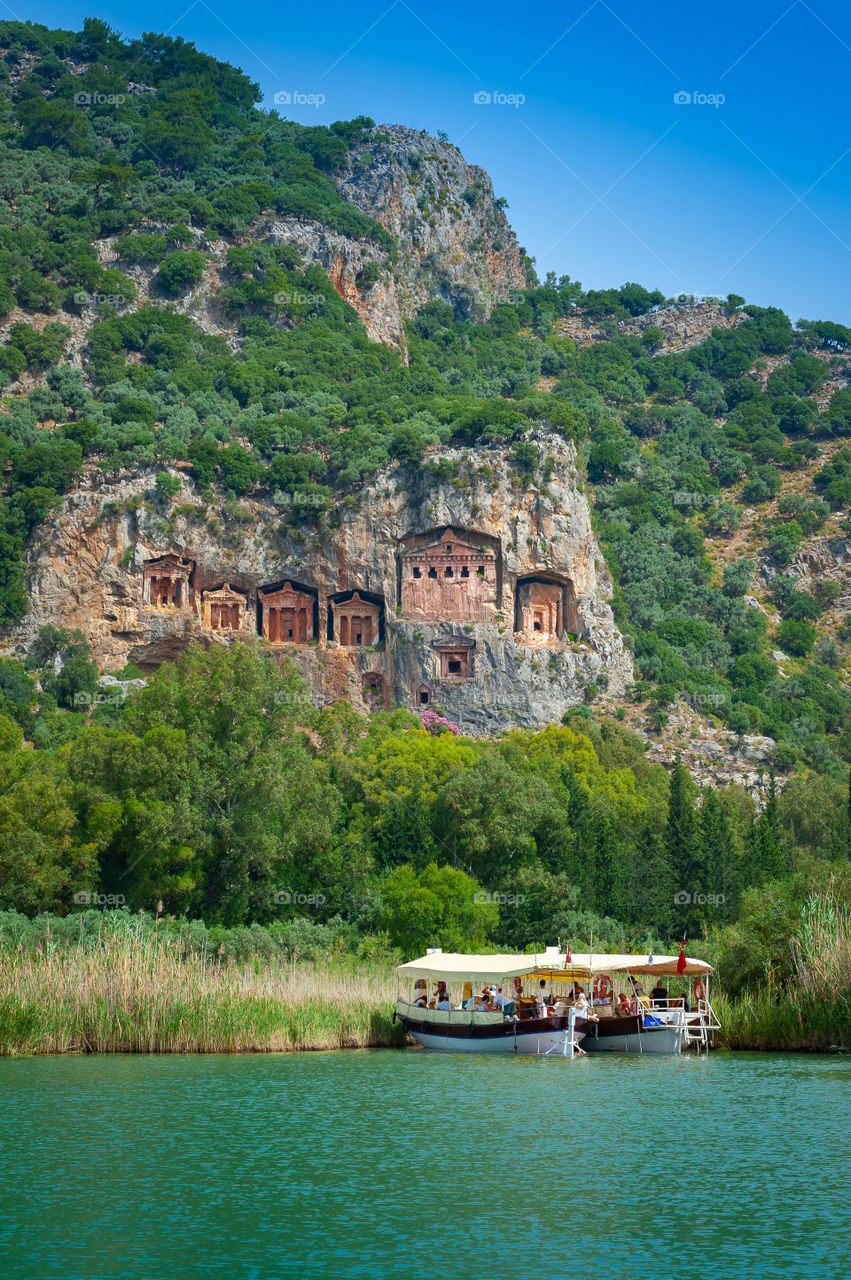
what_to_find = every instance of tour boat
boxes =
[395,951,592,1056]
[395,949,719,1056]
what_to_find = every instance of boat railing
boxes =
[648,998,721,1050]
[395,998,505,1027]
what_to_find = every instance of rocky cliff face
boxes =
[4,434,633,734]
[553,301,747,355]
[618,302,747,353]
[338,125,528,325]
[263,125,530,354]
[0,124,529,364]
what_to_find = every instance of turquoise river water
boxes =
[1,1050,849,1280]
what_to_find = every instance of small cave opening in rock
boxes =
[362,672,385,708]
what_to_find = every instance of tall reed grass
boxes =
[715,891,851,1052]
[0,932,405,1055]
[3,890,849,1055]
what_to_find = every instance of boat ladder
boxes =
[680,1000,721,1052]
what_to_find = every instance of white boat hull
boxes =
[582,1023,684,1054]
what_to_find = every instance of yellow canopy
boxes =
[532,968,593,983]
[569,952,713,977]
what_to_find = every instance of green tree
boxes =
[666,757,701,901]
[0,739,93,913]
[778,619,815,657]
[381,863,497,956]
[700,788,739,918]
[433,753,560,883]
[125,643,341,923]
[155,251,206,295]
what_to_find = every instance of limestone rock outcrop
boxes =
[265,126,530,353]
[338,125,528,322]
[3,434,632,734]
[618,302,747,354]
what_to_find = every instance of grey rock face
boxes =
[337,124,528,330]
[259,125,529,356]
[3,434,632,734]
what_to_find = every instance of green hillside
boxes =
[0,21,849,1017]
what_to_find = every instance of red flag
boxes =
[566,942,572,963]
[676,937,687,975]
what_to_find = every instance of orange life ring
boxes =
[593,975,613,1001]
[694,979,706,1002]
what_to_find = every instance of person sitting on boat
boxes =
[435,993,451,1011]
[412,980,428,1008]
[616,993,631,1017]
[573,992,598,1024]
[629,980,651,1014]
[651,981,668,1008]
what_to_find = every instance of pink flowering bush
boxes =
[419,709,460,736]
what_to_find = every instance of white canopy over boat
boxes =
[397,952,592,983]
[397,950,712,982]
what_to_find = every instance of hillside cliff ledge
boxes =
[3,435,633,734]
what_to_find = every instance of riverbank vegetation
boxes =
[0,918,403,1054]
[1,893,848,1053]
[0,642,849,1052]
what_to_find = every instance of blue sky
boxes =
[17,0,851,322]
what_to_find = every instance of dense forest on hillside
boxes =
[0,640,849,1002]
[0,20,849,999]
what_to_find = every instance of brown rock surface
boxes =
[3,433,632,733]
